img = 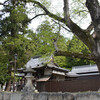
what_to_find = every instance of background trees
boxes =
[0,0,31,85]
[0,0,100,85]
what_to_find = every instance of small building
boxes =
[25,56,69,81]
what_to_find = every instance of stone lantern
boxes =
[22,66,36,92]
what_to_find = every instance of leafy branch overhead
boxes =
[22,0,99,60]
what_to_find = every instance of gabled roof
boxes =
[25,56,69,72]
[25,56,50,69]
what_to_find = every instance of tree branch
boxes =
[0,0,8,6]
[26,13,47,23]
[76,10,88,14]
[85,22,94,33]
[68,20,96,51]
[63,0,70,23]
[52,19,71,32]
[86,0,100,22]
[86,0,100,39]
[54,50,97,61]
[26,0,65,23]
[26,0,96,51]
[53,22,61,51]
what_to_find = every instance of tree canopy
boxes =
[0,0,100,84]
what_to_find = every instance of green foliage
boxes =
[34,20,68,68]
[36,21,55,55]
[35,20,68,55]
[0,0,29,37]
[0,0,32,84]
[0,32,38,84]
[0,0,96,84]
[0,64,10,84]
[54,56,67,68]
[28,21,95,69]
[65,36,95,68]
[2,34,37,67]
[39,0,51,8]
[11,5,27,22]
[0,45,10,84]
[53,36,95,69]
[0,0,40,84]
[67,36,90,54]
[70,0,88,16]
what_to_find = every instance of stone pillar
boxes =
[22,66,37,92]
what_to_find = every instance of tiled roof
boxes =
[71,64,98,74]
[25,56,50,68]
[68,64,100,77]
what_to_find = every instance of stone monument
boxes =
[22,66,37,92]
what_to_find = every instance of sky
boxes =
[28,0,64,30]
[0,0,91,39]
[28,0,73,38]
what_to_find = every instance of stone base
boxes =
[22,86,35,92]
[22,86,39,93]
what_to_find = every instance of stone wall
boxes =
[0,92,100,100]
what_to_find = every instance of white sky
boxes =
[0,0,91,39]
[28,0,64,30]
[28,0,73,38]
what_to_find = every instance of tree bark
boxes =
[86,0,100,71]
[54,50,96,60]
[86,0,100,50]
[86,0,100,38]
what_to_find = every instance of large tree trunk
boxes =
[86,0,100,71]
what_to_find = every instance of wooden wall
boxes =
[37,75,100,92]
